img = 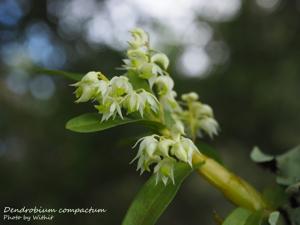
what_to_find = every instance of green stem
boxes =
[192,151,268,211]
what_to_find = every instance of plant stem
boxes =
[192,151,267,211]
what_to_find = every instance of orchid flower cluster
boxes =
[72,28,219,185]
[72,72,158,121]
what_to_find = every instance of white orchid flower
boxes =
[129,28,149,48]
[110,76,133,96]
[139,90,159,114]
[123,90,142,114]
[154,158,175,185]
[198,117,219,138]
[72,71,104,103]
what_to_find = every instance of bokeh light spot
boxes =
[29,75,56,100]
[5,71,29,95]
[178,47,211,77]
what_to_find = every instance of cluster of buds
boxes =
[123,29,179,111]
[123,28,169,83]
[131,134,199,185]
[72,71,159,121]
[179,92,219,139]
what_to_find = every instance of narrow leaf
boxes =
[66,113,165,133]
[122,163,193,225]
[244,211,264,225]
[222,208,252,225]
[262,186,288,209]
[250,145,300,188]
[33,67,83,81]
[288,208,300,225]
[268,211,280,225]
[276,145,300,186]
[250,147,274,163]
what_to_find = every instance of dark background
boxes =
[0,0,300,224]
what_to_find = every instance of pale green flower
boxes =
[179,92,219,138]
[96,96,123,121]
[110,76,133,96]
[157,138,175,158]
[170,136,198,166]
[151,53,170,70]
[154,158,175,185]
[159,90,180,111]
[138,62,162,79]
[195,104,213,117]
[181,92,199,102]
[198,117,219,138]
[171,120,185,138]
[97,80,109,98]
[171,141,188,163]
[72,71,105,103]
[131,135,160,174]
[139,90,159,114]
[132,134,199,184]
[129,28,149,49]
[155,75,174,95]
[123,90,142,115]
[126,49,149,68]
[180,137,198,166]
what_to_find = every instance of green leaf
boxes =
[222,207,252,225]
[250,145,300,190]
[250,147,274,163]
[262,185,288,209]
[66,113,165,133]
[285,182,300,195]
[244,211,264,225]
[276,145,300,186]
[33,67,83,81]
[268,211,280,225]
[288,208,300,225]
[122,162,193,225]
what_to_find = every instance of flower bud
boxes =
[81,71,99,82]
[199,117,219,138]
[198,104,213,117]
[181,92,199,102]
[155,76,174,95]
[151,53,169,70]
[129,28,149,48]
